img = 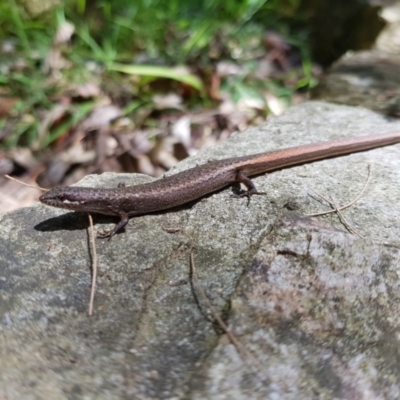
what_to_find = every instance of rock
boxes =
[17,0,60,18]
[301,0,385,66]
[1,101,400,399]
[312,51,400,116]
[312,2,400,116]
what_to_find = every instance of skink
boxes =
[40,131,400,238]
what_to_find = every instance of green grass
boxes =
[0,0,314,150]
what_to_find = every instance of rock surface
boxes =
[312,3,400,116]
[2,101,400,399]
[312,51,400,116]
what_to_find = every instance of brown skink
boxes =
[40,131,400,238]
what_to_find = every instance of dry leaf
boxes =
[68,83,101,99]
[79,105,122,131]
[0,97,18,117]
[54,21,75,45]
[171,116,191,149]
[153,93,183,110]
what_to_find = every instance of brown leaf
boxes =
[152,93,183,110]
[79,105,122,131]
[0,97,18,117]
[67,83,101,99]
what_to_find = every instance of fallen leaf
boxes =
[54,21,75,45]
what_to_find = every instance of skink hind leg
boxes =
[234,170,266,205]
[97,211,130,240]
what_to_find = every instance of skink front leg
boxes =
[97,211,130,240]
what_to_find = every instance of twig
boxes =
[305,165,373,238]
[306,165,372,217]
[330,196,364,238]
[308,188,365,238]
[88,214,98,316]
[4,175,48,191]
[190,252,265,373]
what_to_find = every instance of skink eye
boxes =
[58,194,66,201]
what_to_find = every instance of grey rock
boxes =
[301,0,385,66]
[313,51,400,116]
[2,101,400,399]
[312,3,400,116]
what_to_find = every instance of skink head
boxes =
[40,187,90,210]
[39,186,116,215]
